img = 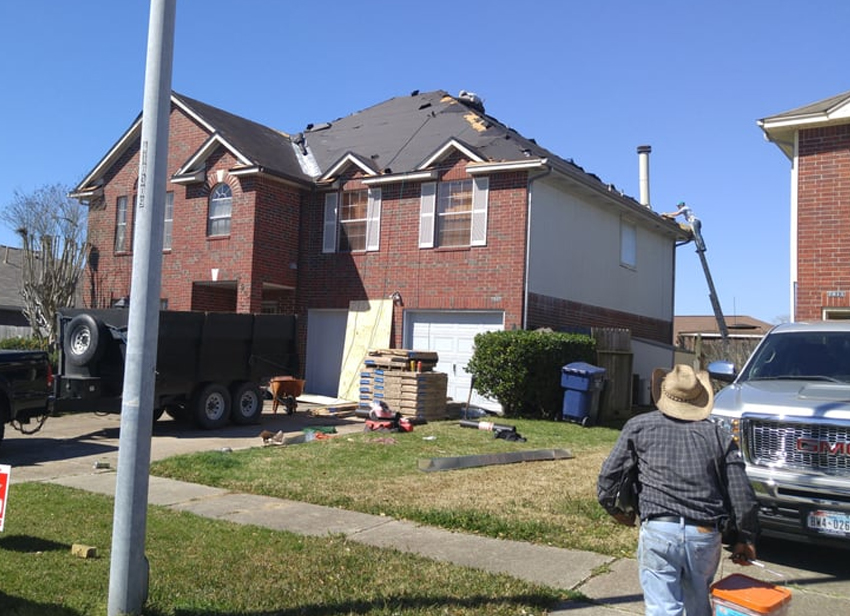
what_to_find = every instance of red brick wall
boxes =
[796,124,850,320]
[526,292,672,343]
[85,104,300,314]
[296,155,529,348]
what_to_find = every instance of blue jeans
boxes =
[638,518,721,616]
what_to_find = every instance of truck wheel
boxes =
[193,383,231,430]
[64,314,106,367]
[230,382,263,425]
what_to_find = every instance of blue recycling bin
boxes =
[561,362,606,426]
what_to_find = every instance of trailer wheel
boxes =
[64,314,107,367]
[193,383,231,430]
[230,382,263,425]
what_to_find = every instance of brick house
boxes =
[71,89,687,406]
[759,89,850,322]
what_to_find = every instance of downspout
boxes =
[523,166,552,330]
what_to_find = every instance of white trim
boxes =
[361,170,438,185]
[366,187,381,251]
[418,182,437,248]
[320,153,379,182]
[174,133,252,179]
[466,159,548,174]
[417,139,484,170]
[790,131,799,322]
[470,176,489,246]
[323,192,339,253]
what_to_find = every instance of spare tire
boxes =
[64,314,107,367]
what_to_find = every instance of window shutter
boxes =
[470,176,489,246]
[366,187,381,251]
[323,192,338,253]
[419,182,436,248]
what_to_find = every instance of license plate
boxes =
[807,510,850,536]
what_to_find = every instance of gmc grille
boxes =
[744,418,850,476]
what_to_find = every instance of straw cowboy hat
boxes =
[651,364,714,421]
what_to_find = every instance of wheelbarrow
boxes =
[269,376,305,415]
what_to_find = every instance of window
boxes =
[163,191,174,250]
[322,188,381,253]
[419,177,488,248]
[620,219,637,269]
[115,195,129,252]
[208,183,232,236]
[339,189,368,252]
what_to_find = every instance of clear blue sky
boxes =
[2,1,848,325]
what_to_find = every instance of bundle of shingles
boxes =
[360,349,447,421]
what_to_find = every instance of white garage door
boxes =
[404,311,504,412]
[305,309,348,397]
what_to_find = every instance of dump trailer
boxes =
[54,308,298,429]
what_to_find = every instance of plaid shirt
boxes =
[597,410,759,544]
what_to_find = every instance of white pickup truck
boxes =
[709,321,850,545]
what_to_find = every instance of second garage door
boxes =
[404,311,504,413]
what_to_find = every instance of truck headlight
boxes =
[710,415,740,443]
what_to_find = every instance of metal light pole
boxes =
[107,1,176,614]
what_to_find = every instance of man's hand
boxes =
[731,542,757,565]
[611,511,636,527]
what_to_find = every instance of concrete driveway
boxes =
[2,400,364,483]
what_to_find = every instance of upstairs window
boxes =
[339,189,368,252]
[419,177,488,248]
[620,219,637,269]
[323,188,381,253]
[115,195,129,252]
[208,183,232,236]
[163,191,174,250]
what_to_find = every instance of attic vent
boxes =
[458,90,485,113]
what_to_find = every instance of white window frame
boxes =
[115,195,128,252]
[323,188,381,253]
[620,219,637,269]
[419,176,488,248]
[163,191,174,250]
[208,183,232,237]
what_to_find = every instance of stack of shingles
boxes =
[360,349,447,420]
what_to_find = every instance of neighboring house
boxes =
[759,89,850,322]
[673,314,773,371]
[70,89,688,404]
[0,245,33,339]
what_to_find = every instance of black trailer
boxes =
[54,308,298,429]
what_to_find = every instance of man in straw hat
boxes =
[597,364,759,616]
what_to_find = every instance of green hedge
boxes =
[465,329,596,419]
[0,336,48,351]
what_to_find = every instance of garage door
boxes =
[404,311,504,412]
[305,309,348,397]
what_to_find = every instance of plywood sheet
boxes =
[337,299,393,401]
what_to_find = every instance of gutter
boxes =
[523,165,552,330]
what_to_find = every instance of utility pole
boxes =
[107,1,176,614]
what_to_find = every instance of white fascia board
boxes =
[174,133,252,178]
[319,153,379,182]
[74,118,142,192]
[172,94,216,134]
[361,170,438,186]
[417,139,485,170]
[466,159,548,174]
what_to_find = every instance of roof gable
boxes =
[759,89,850,159]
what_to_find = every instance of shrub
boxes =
[465,329,596,419]
[0,335,47,351]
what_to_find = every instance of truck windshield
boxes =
[741,332,850,383]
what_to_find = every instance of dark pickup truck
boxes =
[0,349,53,449]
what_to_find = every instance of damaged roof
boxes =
[73,89,652,218]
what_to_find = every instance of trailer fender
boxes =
[64,314,107,367]
[192,383,231,430]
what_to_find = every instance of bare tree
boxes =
[1,184,89,347]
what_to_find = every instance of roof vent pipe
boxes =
[637,144,651,207]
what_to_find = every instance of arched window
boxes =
[208,183,232,236]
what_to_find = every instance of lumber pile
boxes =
[359,349,447,420]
